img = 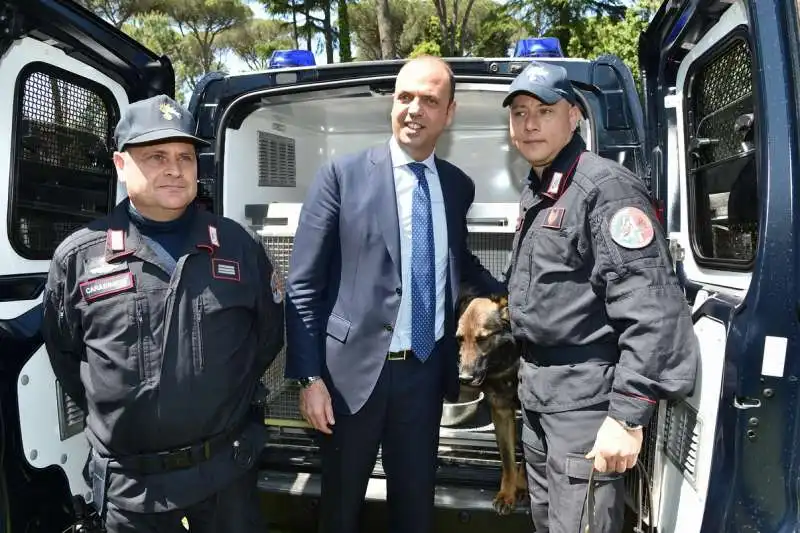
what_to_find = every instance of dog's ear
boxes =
[490,293,510,323]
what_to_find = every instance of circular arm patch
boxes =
[608,207,654,249]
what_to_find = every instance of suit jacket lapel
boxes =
[370,144,402,279]
[435,157,460,310]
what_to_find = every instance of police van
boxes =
[0,0,793,531]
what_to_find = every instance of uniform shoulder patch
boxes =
[270,270,284,304]
[608,206,654,249]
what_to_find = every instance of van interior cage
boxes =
[10,65,118,260]
[687,37,757,262]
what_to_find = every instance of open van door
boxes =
[0,0,172,530]
[639,0,800,531]
[186,53,651,530]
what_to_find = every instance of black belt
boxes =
[111,420,247,475]
[520,341,619,367]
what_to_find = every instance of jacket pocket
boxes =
[326,313,351,343]
[565,452,623,482]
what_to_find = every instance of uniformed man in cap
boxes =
[502,62,700,532]
[42,94,284,532]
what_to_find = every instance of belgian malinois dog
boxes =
[455,292,527,515]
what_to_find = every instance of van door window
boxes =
[9,63,119,260]
[685,37,757,269]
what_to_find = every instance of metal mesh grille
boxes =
[259,232,515,422]
[258,131,296,187]
[21,72,111,171]
[690,39,753,166]
[624,411,659,521]
[11,67,116,260]
[688,37,758,263]
[467,232,514,281]
[663,400,700,484]
[260,236,300,422]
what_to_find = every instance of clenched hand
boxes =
[585,417,643,473]
[300,380,335,435]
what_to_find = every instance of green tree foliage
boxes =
[218,18,295,70]
[568,0,660,85]
[505,0,625,52]
[75,0,155,27]
[159,0,251,75]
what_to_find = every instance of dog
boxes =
[455,291,527,515]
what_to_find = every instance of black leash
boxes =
[580,460,655,533]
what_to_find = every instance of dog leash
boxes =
[580,460,655,533]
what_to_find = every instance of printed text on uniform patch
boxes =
[79,272,135,302]
[212,259,240,281]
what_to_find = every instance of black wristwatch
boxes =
[298,376,320,388]
[616,418,643,431]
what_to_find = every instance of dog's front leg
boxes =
[490,404,519,515]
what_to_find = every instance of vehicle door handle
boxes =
[733,396,761,410]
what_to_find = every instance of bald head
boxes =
[398,55,456,103]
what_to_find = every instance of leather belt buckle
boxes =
[159,446,194,470]
[387,350,409,361]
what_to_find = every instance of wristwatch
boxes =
[298,376,320,388]
[616,419,643,431]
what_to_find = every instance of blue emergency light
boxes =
[513,37,564,58]
[268,49,316,69]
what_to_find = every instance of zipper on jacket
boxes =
[195,299,205,373]
[135,301,145,381]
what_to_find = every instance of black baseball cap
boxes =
[114,94,209,150]
[502,61,576,107]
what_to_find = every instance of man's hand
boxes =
[585,417,643,473]
[300,380,335,435]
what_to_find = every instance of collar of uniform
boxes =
[535,134,586,201]
[104,199,139,262]
[388,136,436,173]
[104,199,220,261]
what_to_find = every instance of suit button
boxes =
[395,288,402,295]
[384,323,394,332]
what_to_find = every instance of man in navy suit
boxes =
[284,56,503,533]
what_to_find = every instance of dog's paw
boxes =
[492,492,516,516]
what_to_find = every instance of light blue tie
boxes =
[408,162,436,362]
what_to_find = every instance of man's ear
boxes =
[569,104,582,132]
[444,99,457,128]
[113,152,127,182]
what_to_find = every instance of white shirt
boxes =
[388,137,448,351]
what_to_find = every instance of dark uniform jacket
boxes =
[507,135,699,427]
[42,199,284,511]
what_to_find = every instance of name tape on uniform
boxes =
[79,272,135,302]
[212,259,240,281]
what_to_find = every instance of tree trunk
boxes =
[432,0,450,56]
[292,1,299,49]
[338,0,351,62]
[375,0,394,59]
[323,0,334,63]
[304,0,312,51]
[457,0,477,55]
